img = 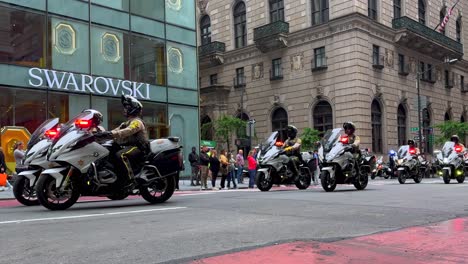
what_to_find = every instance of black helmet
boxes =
[343,122,356,134]
[450,135,460,143]
[82,109,103,127]
[121,95,143,117]
[286,125,298,139]
[408,139,415,146]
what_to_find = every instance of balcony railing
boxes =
[199,41,226,57]
[445,72,455,89]
[398,63,410,76]
[372,54,385,70]
[392,17,463,54]
[462,83,467,93]
[253,21,289,53]
[269,69,283,81]
[312,57,328,72]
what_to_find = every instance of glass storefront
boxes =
[0,0,199,175]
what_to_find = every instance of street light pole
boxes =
[417,72,423,152]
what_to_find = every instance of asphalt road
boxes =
[1,179,467,264]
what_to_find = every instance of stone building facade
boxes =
[197,0,468,154]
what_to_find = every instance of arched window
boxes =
[201,115,213,140]
[418,0,426,25]
[440,7,446,35]
[313,101,333,135]
[270,0,284,22]
[461,114,465,123]
[371,100,383,153]
[456,17,462,42]
[444,112,451,121]
[234,1,247,48]
[236,112,249,121]
[200,15,211,45]
[368,0,377,20]
[397,104,406,147]
[312,0,329,25]
[272,107,288,141]
[393,0,401,19]
[422,108,432,153]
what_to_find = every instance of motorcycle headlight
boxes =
[443,158,449,164]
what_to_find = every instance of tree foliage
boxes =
[201,115,247,151]
[433,121,468,146]
[300,127,321,151]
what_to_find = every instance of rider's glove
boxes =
[94,131,113,139]
[284,146,293,152]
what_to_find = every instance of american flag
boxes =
[438,0,460,33]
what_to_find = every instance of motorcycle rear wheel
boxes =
[140,176,175,204]
[36,174,80,211]
[255,171,273,191]
[443,170,451,184]
[414,173,423,183]
[13,175,40,206]
[397,171,406,184]
[354,172,368,190]
[371,172,376,180]
[295,170,311,190]
[320,171,336,192]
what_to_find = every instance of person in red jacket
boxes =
[247,150,257,188]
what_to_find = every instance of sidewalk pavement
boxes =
[0,177,253,200]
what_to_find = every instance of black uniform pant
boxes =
[115,146,143,184]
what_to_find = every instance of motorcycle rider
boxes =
[407,139,420,155]
[450,135,466,153]
[343,122,360,155]
[283,125,302,176]
[95,95,149,187]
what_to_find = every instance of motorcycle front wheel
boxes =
[320,171,336,192]
[13,175,40,206]
[140,176,175,204]
[36,174,80,210]
[456,174,465,184]
[443,170,451,184]
[414,173,423,183]
[397,171,406,184]
[255,171,273,191]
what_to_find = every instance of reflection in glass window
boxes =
[0,87,47,133]
[48,92,70,124]
[130,0,164,21]
[91,26,129,79]
[0,6,46,67]
[418,0,426,25]
[91,0,129,11]
[143,102,168,139]
[131,35,166,86]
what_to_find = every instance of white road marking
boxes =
[0,207,187,225]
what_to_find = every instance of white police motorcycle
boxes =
[255,131,312,191]
[319,128,369,192]
[395,145,423,184]
[13,118,60,206]
[434,142,465,184]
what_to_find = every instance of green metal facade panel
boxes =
[165,0,196,30]
[0,0,45,10]
[90,27,125,79]
[168,88,198,106]
[167,42,198,90]
[166,24,196,46]
[91,5,130,30]
[48,0,89,21]
[131,15,165,39]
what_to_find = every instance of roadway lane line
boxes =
[0,206,187,225]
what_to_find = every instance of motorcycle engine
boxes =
[98,169,117,184]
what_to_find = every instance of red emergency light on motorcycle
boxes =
[339,135,349,144]
[409,148,416,155]
[44,128,58,139]
[455,145,463,153]
[275,141,284,147]
[75,119,92,129]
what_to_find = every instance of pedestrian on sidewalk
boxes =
[247,150,257,188]
[226,152,237,189]
[199,146,210,190]
[209,149,220,190]
[312,150,320,185]
[219,149,229,189]
[0,147,12,191]
[188,146,200,186]
[236,149,244,184]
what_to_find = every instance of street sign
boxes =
[414,136,425,141]
[411,127,419,132]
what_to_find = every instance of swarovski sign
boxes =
[28,67,151,100]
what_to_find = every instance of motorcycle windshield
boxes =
[26,118,59,150]
[326,142,346,160]
[397,145,410,159]
[442,142,455,158]
[53,111,94,144]
[260,132,279,152]
[321,128,342,153]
